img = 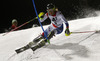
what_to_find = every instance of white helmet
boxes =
[12,19,17,24]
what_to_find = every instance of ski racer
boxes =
[28,3,71,51]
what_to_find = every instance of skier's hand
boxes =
[36,12,45,19]
[65,28,71,36]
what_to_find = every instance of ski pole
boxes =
[2,17,37,36]
[71,30,100,34]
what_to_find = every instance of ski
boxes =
[15,39,46,54]
[15,45,30,54]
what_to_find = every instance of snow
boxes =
[0,16,100,61]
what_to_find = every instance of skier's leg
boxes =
[31,30,56,51]
[41,25,56,42]
[44,30,55,42]
[31,26,56,51]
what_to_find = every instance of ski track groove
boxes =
[78,32,96,44]
[53,49,69,61]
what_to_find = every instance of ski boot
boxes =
[27,35,44,47]
[31,39,46,51]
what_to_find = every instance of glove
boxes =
[36,12,45,19]
[65,28,71,36]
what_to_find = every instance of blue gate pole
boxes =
[32,0,50,44]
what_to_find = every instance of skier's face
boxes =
[47,9,55,15]
[12,22,18,26]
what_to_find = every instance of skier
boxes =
[28,3,71,51]
[16,3,71,53]
[5,19,18,32]
[9,19,18,31]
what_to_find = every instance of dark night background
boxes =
[1,0,100,33]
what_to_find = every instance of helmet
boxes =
[47,3,55,10]
[12,19,17,24]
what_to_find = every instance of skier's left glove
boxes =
[65,28,71,36]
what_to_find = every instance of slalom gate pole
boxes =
[32,0,50,44]
[2,18,36,36]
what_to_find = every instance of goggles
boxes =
[47,8,55,13]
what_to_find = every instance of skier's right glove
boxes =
[35,12,45,20]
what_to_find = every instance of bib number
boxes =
[52,17,57,24]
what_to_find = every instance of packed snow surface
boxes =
[0,16,100,61]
